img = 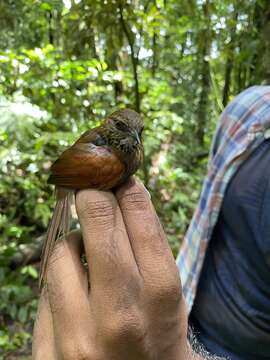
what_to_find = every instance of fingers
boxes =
[75,189,142,313]
[115,178,180,288]
[37,184,182,359]
[32,289,57,359]
[46,230,93,355]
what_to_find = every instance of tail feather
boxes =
[62,191,72,235]
[39,188,72,289]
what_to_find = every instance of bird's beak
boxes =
[132,130,141,145]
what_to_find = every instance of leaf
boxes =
[18,307,28,323]
[21,266,38,279]
[40,2,52,11]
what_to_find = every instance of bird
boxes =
[39,108,144,288]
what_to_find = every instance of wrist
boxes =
[182,339,204,360]
[186,326,227,360]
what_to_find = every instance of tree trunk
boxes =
[152,32,158,77]
[222,9,238,107]
[250,0,270,84]
[48,10,54,45]
[196,0,211,147]
[107,51,124,101]
[118,4,140,113]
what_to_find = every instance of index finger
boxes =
[75,189,140,294]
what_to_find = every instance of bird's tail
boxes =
[39,187,73,289]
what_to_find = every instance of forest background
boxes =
[0,0,269,358]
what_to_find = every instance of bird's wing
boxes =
[48,141,125,190]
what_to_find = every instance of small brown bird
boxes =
[40,108,144,288]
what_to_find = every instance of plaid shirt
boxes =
[176,86,270,313]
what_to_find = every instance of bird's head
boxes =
[104,108,144,158]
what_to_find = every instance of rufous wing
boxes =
[48,141,125,190]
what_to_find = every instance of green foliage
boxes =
[0,0,268,356]
[0,263,36,355]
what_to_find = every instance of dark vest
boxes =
[189,140,270,360]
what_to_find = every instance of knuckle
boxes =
[59,339,93,360]
[137,224,160,245]
[148,277,182,306]
[82,200,114,221]
[104,310,146,345]
[118,186,149,212]
[76,190,115,225]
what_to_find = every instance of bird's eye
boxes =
[115,121,128,132]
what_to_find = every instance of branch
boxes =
[8,235,44,270]
[118,3,140,112]
[8,221,79,270]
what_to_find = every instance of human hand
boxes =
[33,178,193,360]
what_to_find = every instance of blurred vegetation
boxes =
[0,0,269,357]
